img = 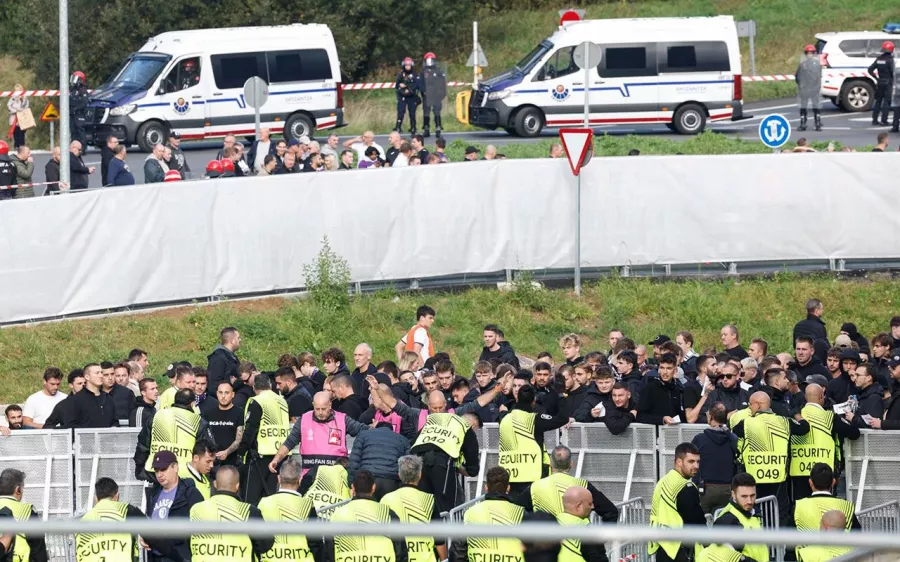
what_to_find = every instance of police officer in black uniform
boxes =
[395,57,420,135]
[69,71,91,146]
[180,59,201,91]
[868,41,896,126]
[420,52,447,139]
[0,141,15,202]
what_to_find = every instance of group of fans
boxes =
[3,300,900,562]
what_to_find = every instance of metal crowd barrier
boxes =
[609,497,647,562]
[857,500,900,534]
[442,494,485,549]
[754,495,783,562]
[316,498,353,520]
[74,428,145,513]
[0,430,74,519]
[843,430,900,511]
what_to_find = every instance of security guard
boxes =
[558,487,609,562]
[790,463,860,532]
[182,441,217,500]
[868,41,896,126]
[732,391,809,525]
[696,544,748,562]
[711,473,767,562]
[0,469,47,562]
[329,470,408,562]
[189,466,274,562]
[236,375,290,505]
[134,388,214,483]
[795,511,852,562]
[499,384,569,497]
[258,460,322,562]
[76,477,177,562]
[0,509,13,562]
[789,384,859,501]
[381,455,446,562]
[299,460,351,519]
[514,445,618,522]
[649,443,706,562]
[157,364,197,410]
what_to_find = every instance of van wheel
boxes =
[514,108,544,137]
[672,104,706,135]
[136,122,168,153]
[285,114,315,142]
[840,80,874,112]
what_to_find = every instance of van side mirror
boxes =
[157,85,166,96]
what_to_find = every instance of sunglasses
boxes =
[723,374,737,379]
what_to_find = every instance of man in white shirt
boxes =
[343,130,385,161]
[23,368,68,428]
[392,142,411,167]
[250,128,272,173]
[395,305,436,364]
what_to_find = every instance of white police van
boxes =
[468,16,745,136]
[86,24,344,151]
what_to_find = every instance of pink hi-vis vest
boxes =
[418,409,428,431]
[374,410,403,434]
[299,410,349,476]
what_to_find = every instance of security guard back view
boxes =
[329,470,408,562]
[0,141,15,202]
[257,459,322,562]
[868,41,896,126]
[381,455,446,562]
[0,469,47,562]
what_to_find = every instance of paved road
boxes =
[27,97,893,190]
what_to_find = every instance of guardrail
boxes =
[857,500,900,534]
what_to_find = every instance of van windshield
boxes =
[105,54,171,91]
[515,42,552,74]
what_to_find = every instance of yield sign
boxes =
[559,128,594,176]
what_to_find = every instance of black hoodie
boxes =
[691,427,738,485]
[851,383,884,427]
[636,377,684,426]
[479,341,521,369]
[573,386,612,422]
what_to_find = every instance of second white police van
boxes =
[86,24,344,151]
[468,16,746,136]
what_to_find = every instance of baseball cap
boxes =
[514,370,533,381]
[151,450,178,470]
[169,132,181,139]
[839,348,860,363]
[288,139,300,147]
[299,136,311,145]
[165,360,193,378]
[465,146,479,155]
[888,354,900,368]
[833,334,852,348]
[648,335,671,346]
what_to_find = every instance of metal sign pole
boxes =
[583,48,590,128]
[749,28,757,77]
[473,21,479,89]
[254,80,261,139]
[575,172,582,296]
[49,121,55,152]
[58,0,70,189]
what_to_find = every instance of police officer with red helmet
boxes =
[205,160,224,179]
[868,41,896,126]
[395,57,421,135]
[180,59,200,91]
[70,71,91,145]
[0,141,15,201]
[420,52,448,139]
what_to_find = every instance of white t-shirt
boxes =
[351,142,385,161]
[393,153,409,167]
[23,390,68,424]
[400,327,432,363]
[254,140,271,172]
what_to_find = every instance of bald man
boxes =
[350,343,377,399]
[268,391,370,476]
[795,510,852,562]
[789,385,859,501]
[558,487,609,562]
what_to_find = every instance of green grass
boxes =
[2,274,899,402]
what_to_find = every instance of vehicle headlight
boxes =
[487,90,510,101]
[109,104,137,116]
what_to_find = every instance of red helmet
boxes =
[402,57,414,67]
[71,71,85,86]
[205,160,223,174]
[804,44,816,53]
[883,41,895,52]
[220,159,235,172]
[0,140,8,155]
[424,52,436,60]
[183,60,196,71]
[164,170,182,182]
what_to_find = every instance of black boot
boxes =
[814,110,822,132]
[798,110,807,131]
[423,116,431,138]
[872,113,879,126]
[435,115,443,138]
[409,120,417,136]
[394,119,402,132]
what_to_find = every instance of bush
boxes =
[303,237,352,311]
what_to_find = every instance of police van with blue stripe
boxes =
[85,24,344,151]
[468,16,746,136]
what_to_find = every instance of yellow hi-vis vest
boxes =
[557,512,589,562]
[158,387,200,413]
[143,406,201,475]
[794,494,855,532]
[796,544,852,562]
[306,464,351,519]
[697,544,745,562]
[463,499,525,562]
[331,498,396,562]
[715,502,768,562]
[649,470,702,560]
[75,499,132,562]
[499,409,548,483]
[790,404,837,477]
[741,412,790,484]
[531,472,588,517]
[183,464,211,500]
[189,494,253,562]
[413,412,468,459]
[381,486,437,562]
[246,390,290,457]
[258,491,315,562]
[729,408,751,451]
[0,498,33,562]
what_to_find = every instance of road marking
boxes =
[748,103,798,112]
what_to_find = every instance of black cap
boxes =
[648,335,671,346]
[888,354,900,368]
[169,131,181,139]
[514,370,533,381]
[465,146,479,155]
[839,348,860,363]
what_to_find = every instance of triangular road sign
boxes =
[559,128,594,176]
[40,102,60,122]
[466,42,488,67]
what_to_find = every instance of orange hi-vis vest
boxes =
[406,325,435,357]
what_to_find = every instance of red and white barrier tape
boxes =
[0,180,64,190]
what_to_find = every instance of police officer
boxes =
[558,487,609,562]
[381,456,445,562]
[731,391,809,525]
[420,53,447,139]
[0,469,47,562]
[795,511,852,562]
[796,45,823,132]
[711,473,767,562]
[499,384,569,498]
[70,71,90,146]
[76,477,178,562]
[299,459,351,519]
[236,375,290,505]
[258,459,322,562]
[0,141,14,202]
[329,470,408,562]
[180,59,201,91]
[189,466,273,562]
[649,443,706,562]
[182,440,217,500]
[790,463,860,533]
[514,445,618,523]
[789,384,859,501]
[868,41,896,126]
[395,57,420,135]
[134,388,215,483]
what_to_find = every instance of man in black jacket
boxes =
[69,140,94,190]
[100,135,118,186]
[691,402,738,514]
[206,327,241,395]
[791,336,832,384]
[761,368,794,418]
[274,367,312,421]
[573,368,615,422]
[69,363,119,428]
[348,422,410,499]
[845,364,884,428]
[603,383,637,435]
[331,375,368,420]
[479,324,520,369]
[350,344,379,399]
[44,147,61,192]
[793,299,827,343]
[701,361,750,416]
[128,378,158,428]
[827,349,858,405]
[637,353,684,426]
[868,42,895,125]
[616,351,643,403]
[871,354,900,430]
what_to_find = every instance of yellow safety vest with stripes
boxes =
[463,499,525,562]
[331,498,396,562]
[557,512,589,562]
[381,486,437,562]
[75,499,133,562]
[306,464,351,519]
[697,544,745,562]
[183,465,211,500]
[794,494,855,532]
[258,491,315,562]
[0,498,33,562]
[499,409,549,483]
[157,387,200,413]
[790,404,837,476]
[729,408,751,451]
[412,413,468,459]
[531,472,588,517]
[649,469,702,560]
[189,494,253,562]
[245,390,290,457]
[715,502,768,562]
[143,406,201,475]
[741,412,790,484]
[796,544,852,562]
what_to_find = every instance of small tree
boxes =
[303,236,352,311]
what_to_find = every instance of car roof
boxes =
[815,31,896,41]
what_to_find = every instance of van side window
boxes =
[838,40,868,57]
[162,57,201,93]
[534,47,579,81]
[659,42,730,73]
[267,49,332,83]
[599,46,657,78]
[866,40,899,57]
[211,53,267,90]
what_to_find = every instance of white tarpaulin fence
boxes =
[2,154,900,324]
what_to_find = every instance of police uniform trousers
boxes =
[397,97,417,132]
[756,481,791,526]
[873,84,892,123]
[242,453,277,505]
[417,449,461,514]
